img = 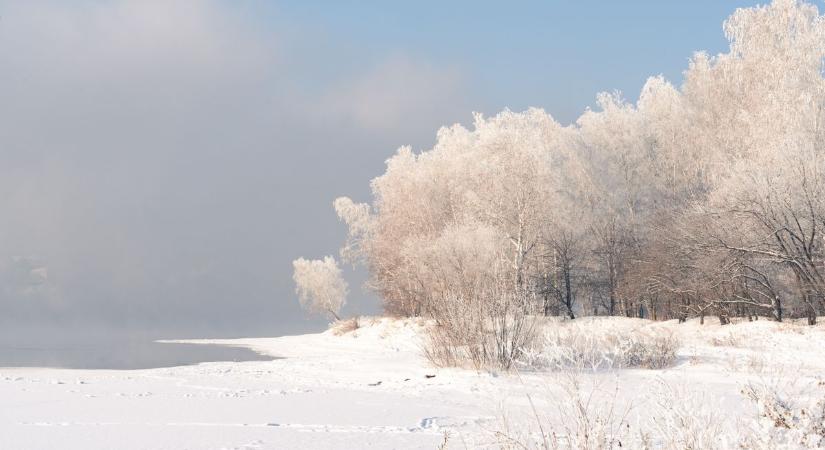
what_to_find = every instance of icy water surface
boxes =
[0,340,274,370]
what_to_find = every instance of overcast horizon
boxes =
[0,0,760,342]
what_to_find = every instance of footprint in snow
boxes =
[419,417,439,429]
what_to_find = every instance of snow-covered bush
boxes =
[612,329,679,369]
[710,332,742,347]
[497,376,825,450]
[547,376,635,450]
[646,380,730,449]
[741,383,825,449]
[412,223,541,370]
[328,316,360,336]
[423,292,538,370]
[496,374,636,450]
[517,322,680,371]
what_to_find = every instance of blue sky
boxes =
[267,0,757,124]
[0,0,767,340]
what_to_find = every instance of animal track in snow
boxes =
[18,419,463,435]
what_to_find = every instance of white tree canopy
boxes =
[311,0,825,330]
[292,256,348,321]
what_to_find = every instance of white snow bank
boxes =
[1,316,824,449]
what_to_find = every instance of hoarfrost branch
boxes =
[292,256,348,321]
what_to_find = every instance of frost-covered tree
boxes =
[683,0,825,324]
[301,0,825,367]
[292,256,348,321]
[335,108,582,319]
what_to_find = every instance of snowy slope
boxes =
[1,317,824,449]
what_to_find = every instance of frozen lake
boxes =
[0,340,274,370]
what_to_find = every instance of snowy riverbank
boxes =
[2,317,824,449]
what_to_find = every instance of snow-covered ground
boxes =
[1,317,824,449]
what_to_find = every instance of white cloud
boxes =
[319,56,467,132]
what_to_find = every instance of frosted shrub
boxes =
[616,331,679,369]
[647,381,730,449]
[741,383,825,449]
[496,378,825,449]
[518,323,680,371]
[497,379,734,450]
[710,332,742,348]
[424,292,538,370]
[328,316,360,336]
[546,377,635,450]
[496,375,636,450]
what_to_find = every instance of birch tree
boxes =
[292,256,348,321]
[303,0,825,370]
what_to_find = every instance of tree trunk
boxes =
[328,309,341,321]
[564,267,575,319]
[608,292,616,316]
[718,314,729,325]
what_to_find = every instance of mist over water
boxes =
[0,1,752,349]
[0,1,396,344]
[0,326,275,369]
